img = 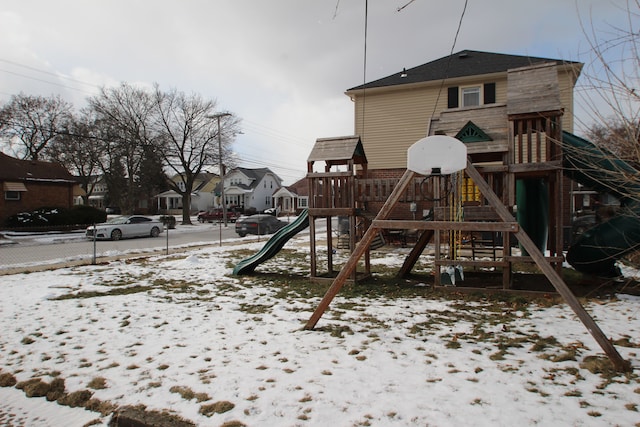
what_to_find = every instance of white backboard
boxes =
[407,135,467,175]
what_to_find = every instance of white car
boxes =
[86,215,164,241]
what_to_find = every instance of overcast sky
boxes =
[0,0,631,184]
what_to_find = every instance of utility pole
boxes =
[208,112,231,246]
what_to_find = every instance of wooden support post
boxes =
[326,216,333,274]
[304,169,416,330]
[398,229,434,278]
[309,215,317,278]
[465,159,630,372]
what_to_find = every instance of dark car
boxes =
[197,208,241,223]
[235,214,286,237]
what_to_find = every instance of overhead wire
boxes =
[0,58,99,88]
[428,0,469,127]
[0,58,101,97]
[361,0,368,138]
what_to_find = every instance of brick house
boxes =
[0,152,80,224]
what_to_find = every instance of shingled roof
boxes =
[347,50,581,91]
[0,152,77,183]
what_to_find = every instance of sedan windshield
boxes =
[105,216,128,224]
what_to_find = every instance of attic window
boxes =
[462,86,481,107]
[447,83,496,109]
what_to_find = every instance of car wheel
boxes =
[150,227,160,237]
[198,217,204,223]
[111,229,122,241]
[238,232,247,237]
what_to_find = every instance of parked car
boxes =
[197,208,241,223]
[86,215,164,241]
[235,214,286,237]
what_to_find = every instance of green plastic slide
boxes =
[233,209,309,275]
[563,131,640,276]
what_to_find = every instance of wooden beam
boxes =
[435,259,509,267]
[308,208,357,217]
[465,158,630,372]
[304,169,417,330]
[397,229,434,278]
[373,220,519,232]
[510,160,562,174]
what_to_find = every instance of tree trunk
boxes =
[181,193,192,224]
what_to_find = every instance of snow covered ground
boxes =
[0,230,639,426]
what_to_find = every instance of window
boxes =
[298,197,309,208]
[5,191,20,200]
[265,197,271,206]
[447,83,496,109]
[462,86,481,107]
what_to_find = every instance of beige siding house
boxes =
[156,172,219,214]
[345,50,582,171]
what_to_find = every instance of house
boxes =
[155,172,219,214]
[217,167,283,213]
[272,177,309,215]
[344,49,584,228]
[84,175,108,210]
[0,152,81,224]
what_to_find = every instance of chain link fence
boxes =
[0,219,229,275]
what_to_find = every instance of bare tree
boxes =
[88,83,156,215]
[576,0,639,161]
[48,110,103,205]
[0,93,72,160]
[565,0,640,205]
[152,85,240,224]
[562,1,640,275]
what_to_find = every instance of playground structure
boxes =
[232,62,635,370]
[302,134,630,371]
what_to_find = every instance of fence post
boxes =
[92,223,96,265]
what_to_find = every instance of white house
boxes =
[156,172,218,214]
[271,177,308,215]
[217,167,283,213]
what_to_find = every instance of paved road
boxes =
[0,221,250,271]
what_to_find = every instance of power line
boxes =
[236,152,306,174]
[241,119,313,148]
[0,58,99,88]
[0,68,97,95]
[429,0,469,126]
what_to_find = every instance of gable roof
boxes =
[235,167,281,185]
[347,50,581,91]
[0,152,77,183]
[455,121,493,143]
[307,136,368,165]
[215,167,282,193]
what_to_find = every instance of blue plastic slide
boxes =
[563,131,640,276]
[233,209,309,275]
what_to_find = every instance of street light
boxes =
[208,112,231,246]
